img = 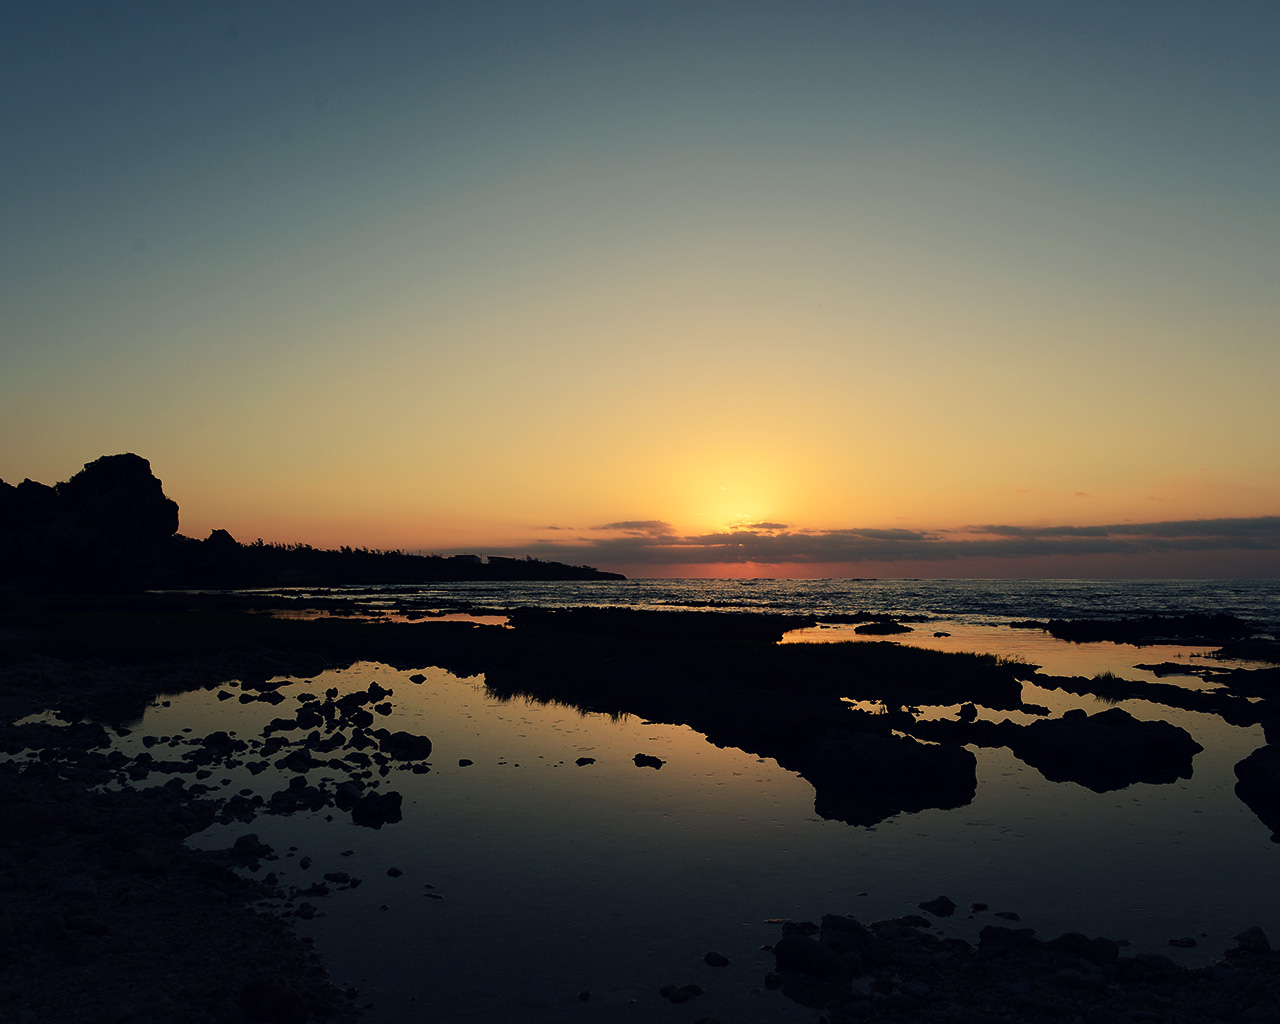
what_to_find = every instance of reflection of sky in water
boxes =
[58,638,1269,1024]
[783,620,1231,687]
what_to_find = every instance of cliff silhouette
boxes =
[0,454,624,591]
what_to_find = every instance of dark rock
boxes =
[458,758,473,767]
[374,729,433,761]
[634,753,665,769]
[2,453,180,591]
[819,914,886,971]
[919,895,957,917]
[806,728,977,826]
[1233,927,1273,954]
[1234,745,1280,840]
[238,973,307,1024]
[704,951,730,967]
[575,757,595,766]
[120,848,169,874]
[1010,708,1201,792]
[978,925,1039,953]
[772,934,853,983]
[275,748,312,774]
[854,620,913,635]
[1134,952,1180,974]
[350,790,402,829]
[658,983,704,1003]
[233,834,274,861]
[1046,933,1119,965]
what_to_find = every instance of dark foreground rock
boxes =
[0,760,359,1024]
[1235,742,1280,841]
[1008,707,1202,792]
[768,913,1280,1023]
[805,729,977,825]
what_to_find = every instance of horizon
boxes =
[3,4,1278,581]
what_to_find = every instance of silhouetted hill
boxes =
[162,534,624,587]
[0,454,624,591]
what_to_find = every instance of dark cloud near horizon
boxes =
[481,516,1280,566]
[592,520,676,536]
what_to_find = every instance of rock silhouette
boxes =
[0,453,178,591]
[1234,743,1280,841]
[1,453,623,591]
[1007,707,1202,792]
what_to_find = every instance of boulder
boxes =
[350,790,403,829]
[919,895,957,917]
[374,730,433,761]
[806,729,977,826]
[1234,744,1280,841]
[772,933,853,983]
[1009,707,1201,792]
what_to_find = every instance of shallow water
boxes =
[80,619,1271,1023]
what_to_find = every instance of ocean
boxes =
[268,576,1280,626]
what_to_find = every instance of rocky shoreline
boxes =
[0,757,361,1024]
[766,908,1280,1024]
[2,596,1278,1022]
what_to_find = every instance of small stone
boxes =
[458,759,473,767]
[387,867,403,878]
[658,983,704,1004]
[577,990,590,1001]
[1168,936,1197,948]
[704,951,730,967]
[634,753,666,769]
[919,895,957,917]
[575,757,595,766]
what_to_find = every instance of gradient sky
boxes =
[3,2,1278,578]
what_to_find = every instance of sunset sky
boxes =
[3,2,1278,578]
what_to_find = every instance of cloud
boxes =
[468,516,1280,568]
[591,520,677,537]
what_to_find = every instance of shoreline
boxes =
[2,594,1278,1021]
